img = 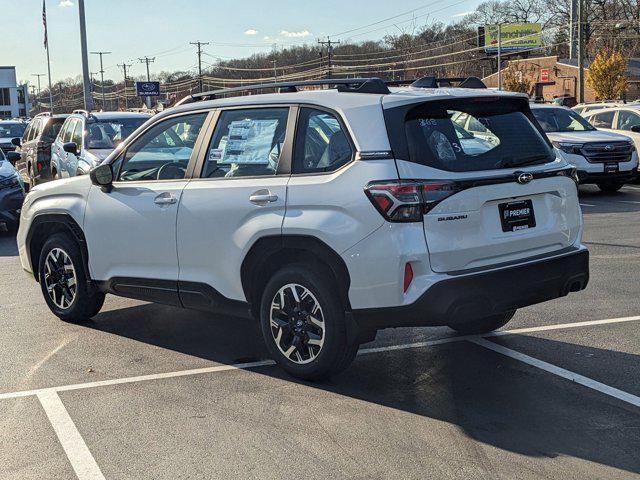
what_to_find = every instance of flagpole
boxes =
[43,0,54,114]
[46,40,54,114]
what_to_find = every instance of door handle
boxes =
[249,190,278,205]
[154,193,178,205]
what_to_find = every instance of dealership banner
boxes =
[483,23,542,54]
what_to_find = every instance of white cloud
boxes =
[244,29,258,36]
[263,36,271,41]
[58,0,74,7]
[280,29,311,38]
[452,10,475,17]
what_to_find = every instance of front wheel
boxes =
[597,182,623,193]
[260,264,358,380]
[38,233,105,322]
[449,310,515,335]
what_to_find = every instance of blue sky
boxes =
[2,0,482,86]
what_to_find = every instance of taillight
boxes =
[364,180,458,222]
[37,161,44,172]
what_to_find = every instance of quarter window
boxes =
[71,120,84,149]
[202,108,289,178]
[616,110,640,131]
[62,119,76,143]
[293,108,353,174]
[116,112,207,182]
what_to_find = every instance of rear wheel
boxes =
[38,233,105,322]
[597,182,623,193]
[449,310,515,335]
[260,264,358,380]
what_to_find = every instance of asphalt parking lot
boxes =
[1,184,639,480]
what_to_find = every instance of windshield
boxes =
[0,122,26,138]
[532,107,595,133]
[403,99,553,172]
[86,118,147,149]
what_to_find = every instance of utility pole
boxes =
[91,51,111,110]
[577,0,585,102]
[497,24,503,90]
[118,62,132,110]
[31,74,45,96]
[139,56,155,108]
[78,0,93,111]
[272,59,277,83]
[569,0,579,59]
[318,37,340,78]
[190,41,209,93]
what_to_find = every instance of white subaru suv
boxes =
[17,78,589,380]
[531,104,638,192]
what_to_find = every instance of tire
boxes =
[449,310,515,335]
[597,182,623,193]
[259,264,358,380]
[38,232,105,322]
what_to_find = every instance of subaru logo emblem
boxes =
[517,172,533,184]
[604,144,614,151]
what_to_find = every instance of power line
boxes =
[90,51,111,110]
[318,37,340,78]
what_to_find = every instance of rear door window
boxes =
[202,107,289,178]
[616,110,640,131]
[404,100,553,172]
[62,119,76,143]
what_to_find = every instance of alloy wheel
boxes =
[43,248,77,309]
[269,283,325,364]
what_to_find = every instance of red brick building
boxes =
[483,55,640,102]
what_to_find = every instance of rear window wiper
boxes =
[502,154,551,168]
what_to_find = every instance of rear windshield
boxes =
[403,99,554,172]
[532,107,595,133]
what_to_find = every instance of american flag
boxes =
[42,0,48,49]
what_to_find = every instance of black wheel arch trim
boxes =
[26,213,90,282]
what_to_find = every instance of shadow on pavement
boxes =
[88,302,640,476]
[0,232,18,257]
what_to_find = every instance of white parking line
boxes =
[37,390,106,480]
[1,315,639,401]
[470,337,640,408]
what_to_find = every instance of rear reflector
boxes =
[37,161,43,172]
[403,263,413,292]
[364,180,459,222]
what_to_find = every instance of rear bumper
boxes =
[352,248,589,330]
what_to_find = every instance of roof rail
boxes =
[34,112,52,117]
[72,109,90,116]
[175,77,390,106]
[386,76,487,89]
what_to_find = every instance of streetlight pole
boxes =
[497,23,503,90]
[91,51,111,110]
[78,0,93,111]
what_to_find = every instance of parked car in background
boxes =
[0,148,25,232]
[572,101,624,116]
[51,110,151,179]
[531,104,638,192]
[552,96,577,108]
[0,120,27,156]
[12,113,68,189]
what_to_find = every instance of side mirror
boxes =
[63,142,78,155]
[89,163,113,192]
[11,137,21,147]
[631,125,640,133]
[6,151,20,166]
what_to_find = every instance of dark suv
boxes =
[13,113,68,189]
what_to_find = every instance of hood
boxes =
[86,149,113,162]
[545,130,633,144]
[0,160,18,179]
